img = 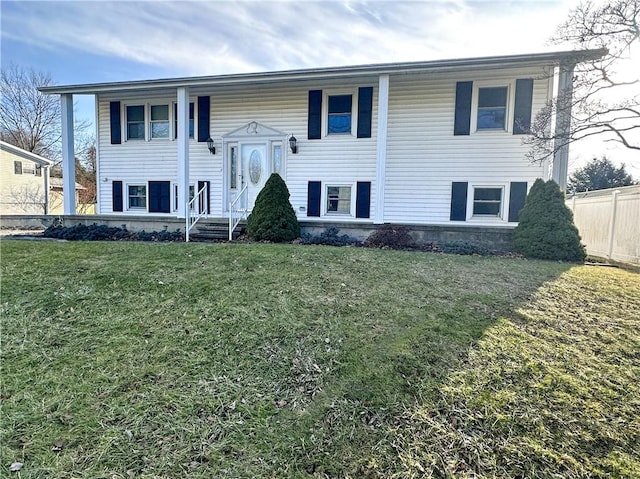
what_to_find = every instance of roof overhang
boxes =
[0,140,54,166]
[38,49,607,96]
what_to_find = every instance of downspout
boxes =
[43,165,50,214]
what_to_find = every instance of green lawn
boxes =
[1,240,638,478]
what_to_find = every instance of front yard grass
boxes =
[1,241,638,478]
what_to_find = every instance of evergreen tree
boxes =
[568,156,635,193]
[246,173,300,242]
[513,179,586,262]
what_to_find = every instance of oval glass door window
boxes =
[249,149,262,185]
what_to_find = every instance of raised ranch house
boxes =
[39,49,603,243]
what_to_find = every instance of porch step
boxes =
[189,220,245,242]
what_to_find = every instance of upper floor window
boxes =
[150,105,170,139]
[173,103,194,139]
[328,95,353,134]
[477,87,508,130]
[126,105,145,140]
[14,161,22,175]
[35,165,42,177]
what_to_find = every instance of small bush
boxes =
[513,179,586,262]
[364,224,415,250]
[42,223,184,242]
[438,240,493,256]
[247,173,300,242]
[299,227,360,246]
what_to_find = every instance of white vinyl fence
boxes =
[567,185,640,265]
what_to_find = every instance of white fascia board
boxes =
[0,140,54,165]
[38,49,606,96]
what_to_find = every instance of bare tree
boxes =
[525,0,640,163]
[1,64,90,162]
[8,185,47,214]
[1,65,61,159]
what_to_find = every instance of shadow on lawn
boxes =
[389,263,640,479]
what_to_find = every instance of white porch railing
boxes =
[229,184,248,241]
[185,184,208,242]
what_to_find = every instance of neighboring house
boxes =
[0,140,53,215]
[40,49,604,237]
[48,177,90,215]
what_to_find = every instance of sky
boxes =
[1,0,638,177]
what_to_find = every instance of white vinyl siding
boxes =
[95,65,549,224]
[384,65,549,225]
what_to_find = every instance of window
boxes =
[173,184,196,211]
[22,164,36,175]
[328,94,352,134]
[326,185,351,214]
[473,187,503,217]
[150,105,170,139]
[14,161,22,175]
[35,165,42,177]
[272,143,282,177]
[173,103,194,139]
[128,184,147,209]
[126,105,145,140]
[477,87,508,130]
[229,145,238,189]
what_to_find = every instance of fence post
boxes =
[607,190,620,260]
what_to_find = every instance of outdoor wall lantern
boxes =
[289,134,298,154]
[206,137,216,155]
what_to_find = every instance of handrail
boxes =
[229,184,248,241]
[185,184,208,242]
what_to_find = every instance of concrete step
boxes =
[189,221,245,242]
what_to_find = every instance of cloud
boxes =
[2,0,574,79]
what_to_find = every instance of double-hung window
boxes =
[126,105,145,140]
[173,103,194,139]
[477,87,508,130]
[326,185,351,214]
[472,187,503,217]
[150,105,170,139]
[128,185,147,209]
[327,95,353,134]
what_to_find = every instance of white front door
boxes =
[241,142,268,210]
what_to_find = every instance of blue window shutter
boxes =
[308,90,322,140]
[454,81,473,136]
[110,101,121,144]
[450,182,468,221]
[513,79,534,134]
[197,96,210,142]
[356,182,371,218]
[198,181,210,214]
[149,181,170,213]
[508,182,528,222]
[357,87,373,138]
[307,181,321,216]
[112,181,123,212]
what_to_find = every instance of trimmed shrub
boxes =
[299,227,360,246]
[438,240,493,256]
[364,224,415,250]
[246,173,300,242]
[513,179,586,262]
[42,223,184,242]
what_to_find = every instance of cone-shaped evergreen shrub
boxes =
[247,173,300,242]
[513,179,586,262]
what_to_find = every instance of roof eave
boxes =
[0,141,55,165]
[38,48,607,96]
